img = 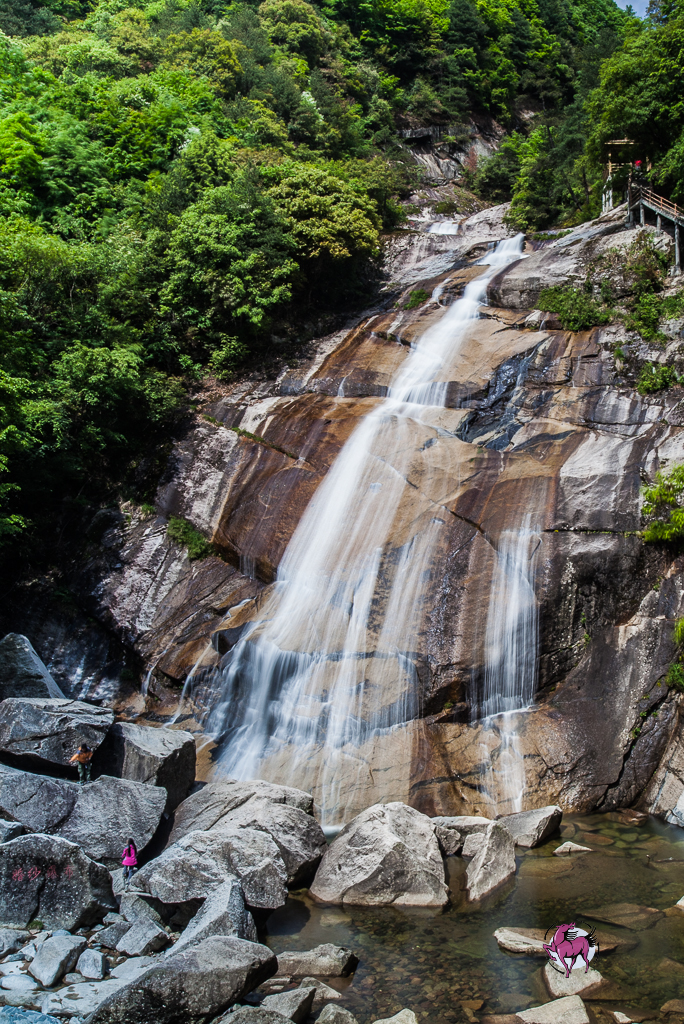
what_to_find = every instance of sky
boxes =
[614,0,648,15]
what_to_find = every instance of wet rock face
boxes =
[0,635,64,701]
[0,834,116,930]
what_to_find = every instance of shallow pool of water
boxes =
[260,813,684,1022]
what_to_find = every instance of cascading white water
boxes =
[427,220,462,235]
[476,517,541,812]
[200,234,527,822]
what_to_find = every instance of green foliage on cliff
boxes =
[637,363,680,394]
[537,285,610,331]
[642,463,684,542]
[0,0,635,552]
[166,515,215,560]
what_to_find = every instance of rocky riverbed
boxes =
[0,635,683,1024]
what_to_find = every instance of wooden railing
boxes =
[631,185,682,220]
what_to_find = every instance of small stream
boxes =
[260,814,684,1021]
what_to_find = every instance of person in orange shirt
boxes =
[69,743,93,784]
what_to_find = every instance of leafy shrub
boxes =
[642,464,684,543]
[405,288,429,309]
[537,286,610,332]
[666,662,684,691]
[674,617,684,648]
[637,363,680,395]
[166,517,214,560]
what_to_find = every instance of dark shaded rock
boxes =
[0,636,64,702]
[0,834,115,930]
[171,878,256,954]
[219,1012,291,1024]
[310,803,447,907]
[87,935,277,1024]
[498,806,562,848]
[97,921,130,949]
[0,820,27,844]
[93,723,196,813]
[137,827,287,910]
[0,766,166,867]
[118,892,163,927]
[434,825,462,856]
[29,935,87,987]
[168,780,314,845]
[297,977,342,1011]
[0,699,113,772]
[275,945,358,979]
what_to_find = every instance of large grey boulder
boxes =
[115,918,169,957]
[41,978,131,1018]
[317,1007,359,1024]
[0,834,115,930]
[298,977,342,1011]
[0,766,166,867]
[0,635,64,701]
[136,826,288,910]
[260,986,315,1022]
[170,878,256,954]
[431,815,493,837]
[29,935,87,987]
[205,797,327,887]
[0,699,112,771]
[310,803,448,907]
[77,948,107,980]
[119,892,163,927]
[86,935,277,1024]
[465,822,516,901]
[168,779,314,844]
[275,945,358,978]
[498,805,562,848]
[94,723,196,813]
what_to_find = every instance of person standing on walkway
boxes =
[122,839,138,887]
[69,743,93,784]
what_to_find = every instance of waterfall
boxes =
[475,518,541,813]
[201,235,527,823]
[427,220,462,235]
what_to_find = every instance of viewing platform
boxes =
[628,185,684,272]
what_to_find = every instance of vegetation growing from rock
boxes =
[642,463,684,542]
[637,362,680,394]
[537,285,611,331]
[166,516,215,560]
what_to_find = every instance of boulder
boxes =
[585,903,664,930]
[554,842,592,856]
[0,767,166,867]
[260,986,315,1022]
[662,1000,684,1014]
[465,822,516,901]
[374,1013,418,1024]
[41,979,130,1018]
[1,973,42,1007]
[94,723,196,813]
[96,922,130,949]
[201,798,327,888]
[170,878,256,954]
[86,935,277,1024]
[29,935,87,987]
[0,1010,63,1024]
[0,635,64,702]
[118,893,163,927]
[0,699,112,771]
[431,816,493,837]
[298,977,342,1010]
[0,931,31,957]
[115,918,169,956]
[462,834,485,858]
[434,826,461,857]
[76,949,106,980]
[0,821,27,844]
[275,945,358,978]
[220,1012,293,1024]
[0,834,115,930]
[136,826,288,910]
[109,957,160,979]
[317,1008,358,1024]
[543,963,603,998]
[516,995,589,1024]
[168,779,314,845]
[309,803,447,907]
[498,806,562,848]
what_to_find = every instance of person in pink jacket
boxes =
[122,839,137,887]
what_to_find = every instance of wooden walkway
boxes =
[628,185,684,271]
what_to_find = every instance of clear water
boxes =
[259,814,684,1021]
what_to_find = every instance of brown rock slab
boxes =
[585,903,664,931]
[662,1000,684,1014]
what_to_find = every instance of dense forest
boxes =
[1,0,683,561]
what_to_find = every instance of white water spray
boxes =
[201,235,527,822]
